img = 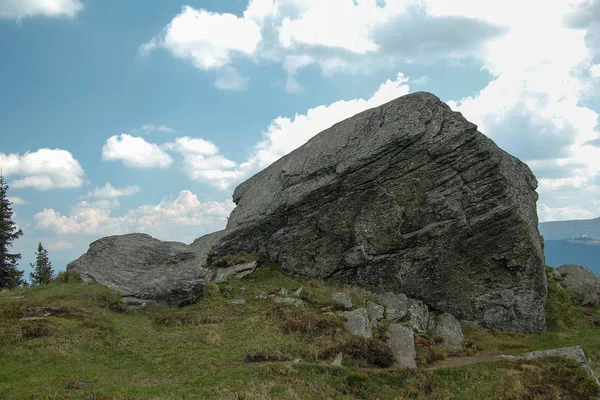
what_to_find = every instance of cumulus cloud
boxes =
[140,5,262,70]
[84,183,141,199]
[102,134,173,168]
[0,0,83,20]
[130,124,174,134]
[214,67,250,91]
[7,197,27,205]
[34,190,235,243]
[164,137,242,190]
[46,241,73,251]
[0,149,85,190]
[538,203,599,222]
[140,1,504,88]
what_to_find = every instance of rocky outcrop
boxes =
[500,346,600,387]
[67,233,212,306]
[207,92,546,332]
[435,313,464,353]
[339,308,373,339]
[213,261,258,283]
[556,264,600,306]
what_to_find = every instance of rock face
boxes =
[556,264,600,306]
[207,92,547,332]
[213,261,258,283]
[67,233,213,306]
[339,308,373,339]
[389,324,417,369]
[434,313,464,353]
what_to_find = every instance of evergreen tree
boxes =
[0,174,24,289]
[29,242,54,285]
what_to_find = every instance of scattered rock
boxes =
[339,308,373,339]
[556,264,600,306]
[228,299,246,305]
[332,292,353,309]
[331,352,343,367]
[500,346,600,387]
[0,296,24,300]
[366,301,384,327]
[279,288,289,295]
[20,317,48,321]
[213,261,258,284]
[389,324,417,369]
[208,91,547,333]
[323,312,337,317]
[122,297,154,308]
[377,292,408,321]
[427,311,437,332]
[273,297,305,307]
[67,233,212,306]
[291,358,301,364]
[408,299,429,334]
[434,313,464,353]
[255,294,268,300]
[291,287,303,297]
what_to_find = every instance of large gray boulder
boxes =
[207,92,547,332]
[556,264,600,306]
[67,233,213,306]
[435,313,464,353]
[389,324,417,369]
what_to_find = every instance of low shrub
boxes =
[54,270,82,283]
[415,336,447,366]
[244,350,294,363]
[270,304,343,337]
[322,337,395,368]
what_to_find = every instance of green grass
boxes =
[0,264,598,399]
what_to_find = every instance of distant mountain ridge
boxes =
[540,217,600,275]
[539,217,600,240]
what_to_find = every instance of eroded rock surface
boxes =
[556,264,600,306]
[67,233,212,306]
[434,313,464,353]
[208,92,546,332]
[389,324,417,369]
[339,308,373,339]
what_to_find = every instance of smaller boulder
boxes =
[228,299,246,305]
[557,264,600,306]
[389,324,417,369]
[212,261,258,283]
[332,292,353,309]
[339,308,373,339]
[366,301,384,327]
[377,292,408,321]
[273,297,305,307]
[408,299,429,334]
[434,313,464,353]
[331,352,343,367]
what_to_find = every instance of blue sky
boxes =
[1,0,600,276]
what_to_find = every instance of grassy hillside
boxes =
[1,263,599,399]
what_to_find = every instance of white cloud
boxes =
[0,149,85,190]
[140,1,503,89]
[0,0,83,20]
[131,124,175,134]
[140,5,262,70]
[164,137,242,190]
[214,67,250,91]
[590,64,600,78]
[46,241,73,251]
[84,183,141,199]
[34,190,235,243]
[439,0,600,212]
[243,72,411,170]
[7,196,27,205]
[102,134,173,168]
[538,203,599,222]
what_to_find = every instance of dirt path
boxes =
[427,353,505,370]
